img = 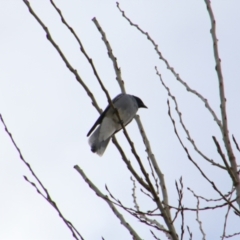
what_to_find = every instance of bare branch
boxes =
[212,136,237,184]
[23,176,47,200]
[172,179,183,223]
[172,178,185,240]
[112,137,150,191]
[105,186,160,219]
[187,187,234,203]
[150,230,161,240]
[74,165,142,240]
[140,188,154,201]
[49,0,111,102]
[131,177,140,212]
[0,114,83,240]
[130,178,171,238]
[187,226,193,240]
[195,197,206,240]
[204,0,240,208]
[22,0,101,114]
[134,115,173,224]
[92,17,125,93]
[155,66,226,170]
[187,188,206,240]
[225,232,240,239]
[147,155,160,195]
[221,187,234,240]
[169,200,235,212]
[179,178,185,240]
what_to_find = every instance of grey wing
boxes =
[112,94,138,125]
[86,93,125,137]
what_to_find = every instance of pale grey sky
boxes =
[1,1,240,239]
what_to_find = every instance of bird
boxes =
[87,93,147,156]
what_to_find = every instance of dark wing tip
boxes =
[87,110,107,137]
[87,124,96,137]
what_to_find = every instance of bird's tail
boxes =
[88,126,111,156]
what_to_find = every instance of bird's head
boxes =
[133,96,148,109]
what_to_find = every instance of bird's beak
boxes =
[142,104,148,109]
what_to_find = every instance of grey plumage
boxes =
[87,93,147,156]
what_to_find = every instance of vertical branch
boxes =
[221,188,234,240]
[187,226,193,240]
[196,197,206,240]
[92,17,126,93]
[204,0,240,208]
[134,115,172,219]
[212,136,236,184]
[188,188,206,240]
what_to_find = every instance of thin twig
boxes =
[150,230,161,240]
[129,178,170,237]
[105,186,161,219]
[147,155,160,195]
[187,187,234,203]
[212,136,237,184]
[232,135,240,152]
[224,231,240,239]
[131,177,140,211]
[172,180,182,223]
[187,226,193,240]
[221,187,234,240]
[179,178,185,240]
[169,200,235,212]
[195,197,206,240]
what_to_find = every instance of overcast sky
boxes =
[1,1,240,240]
